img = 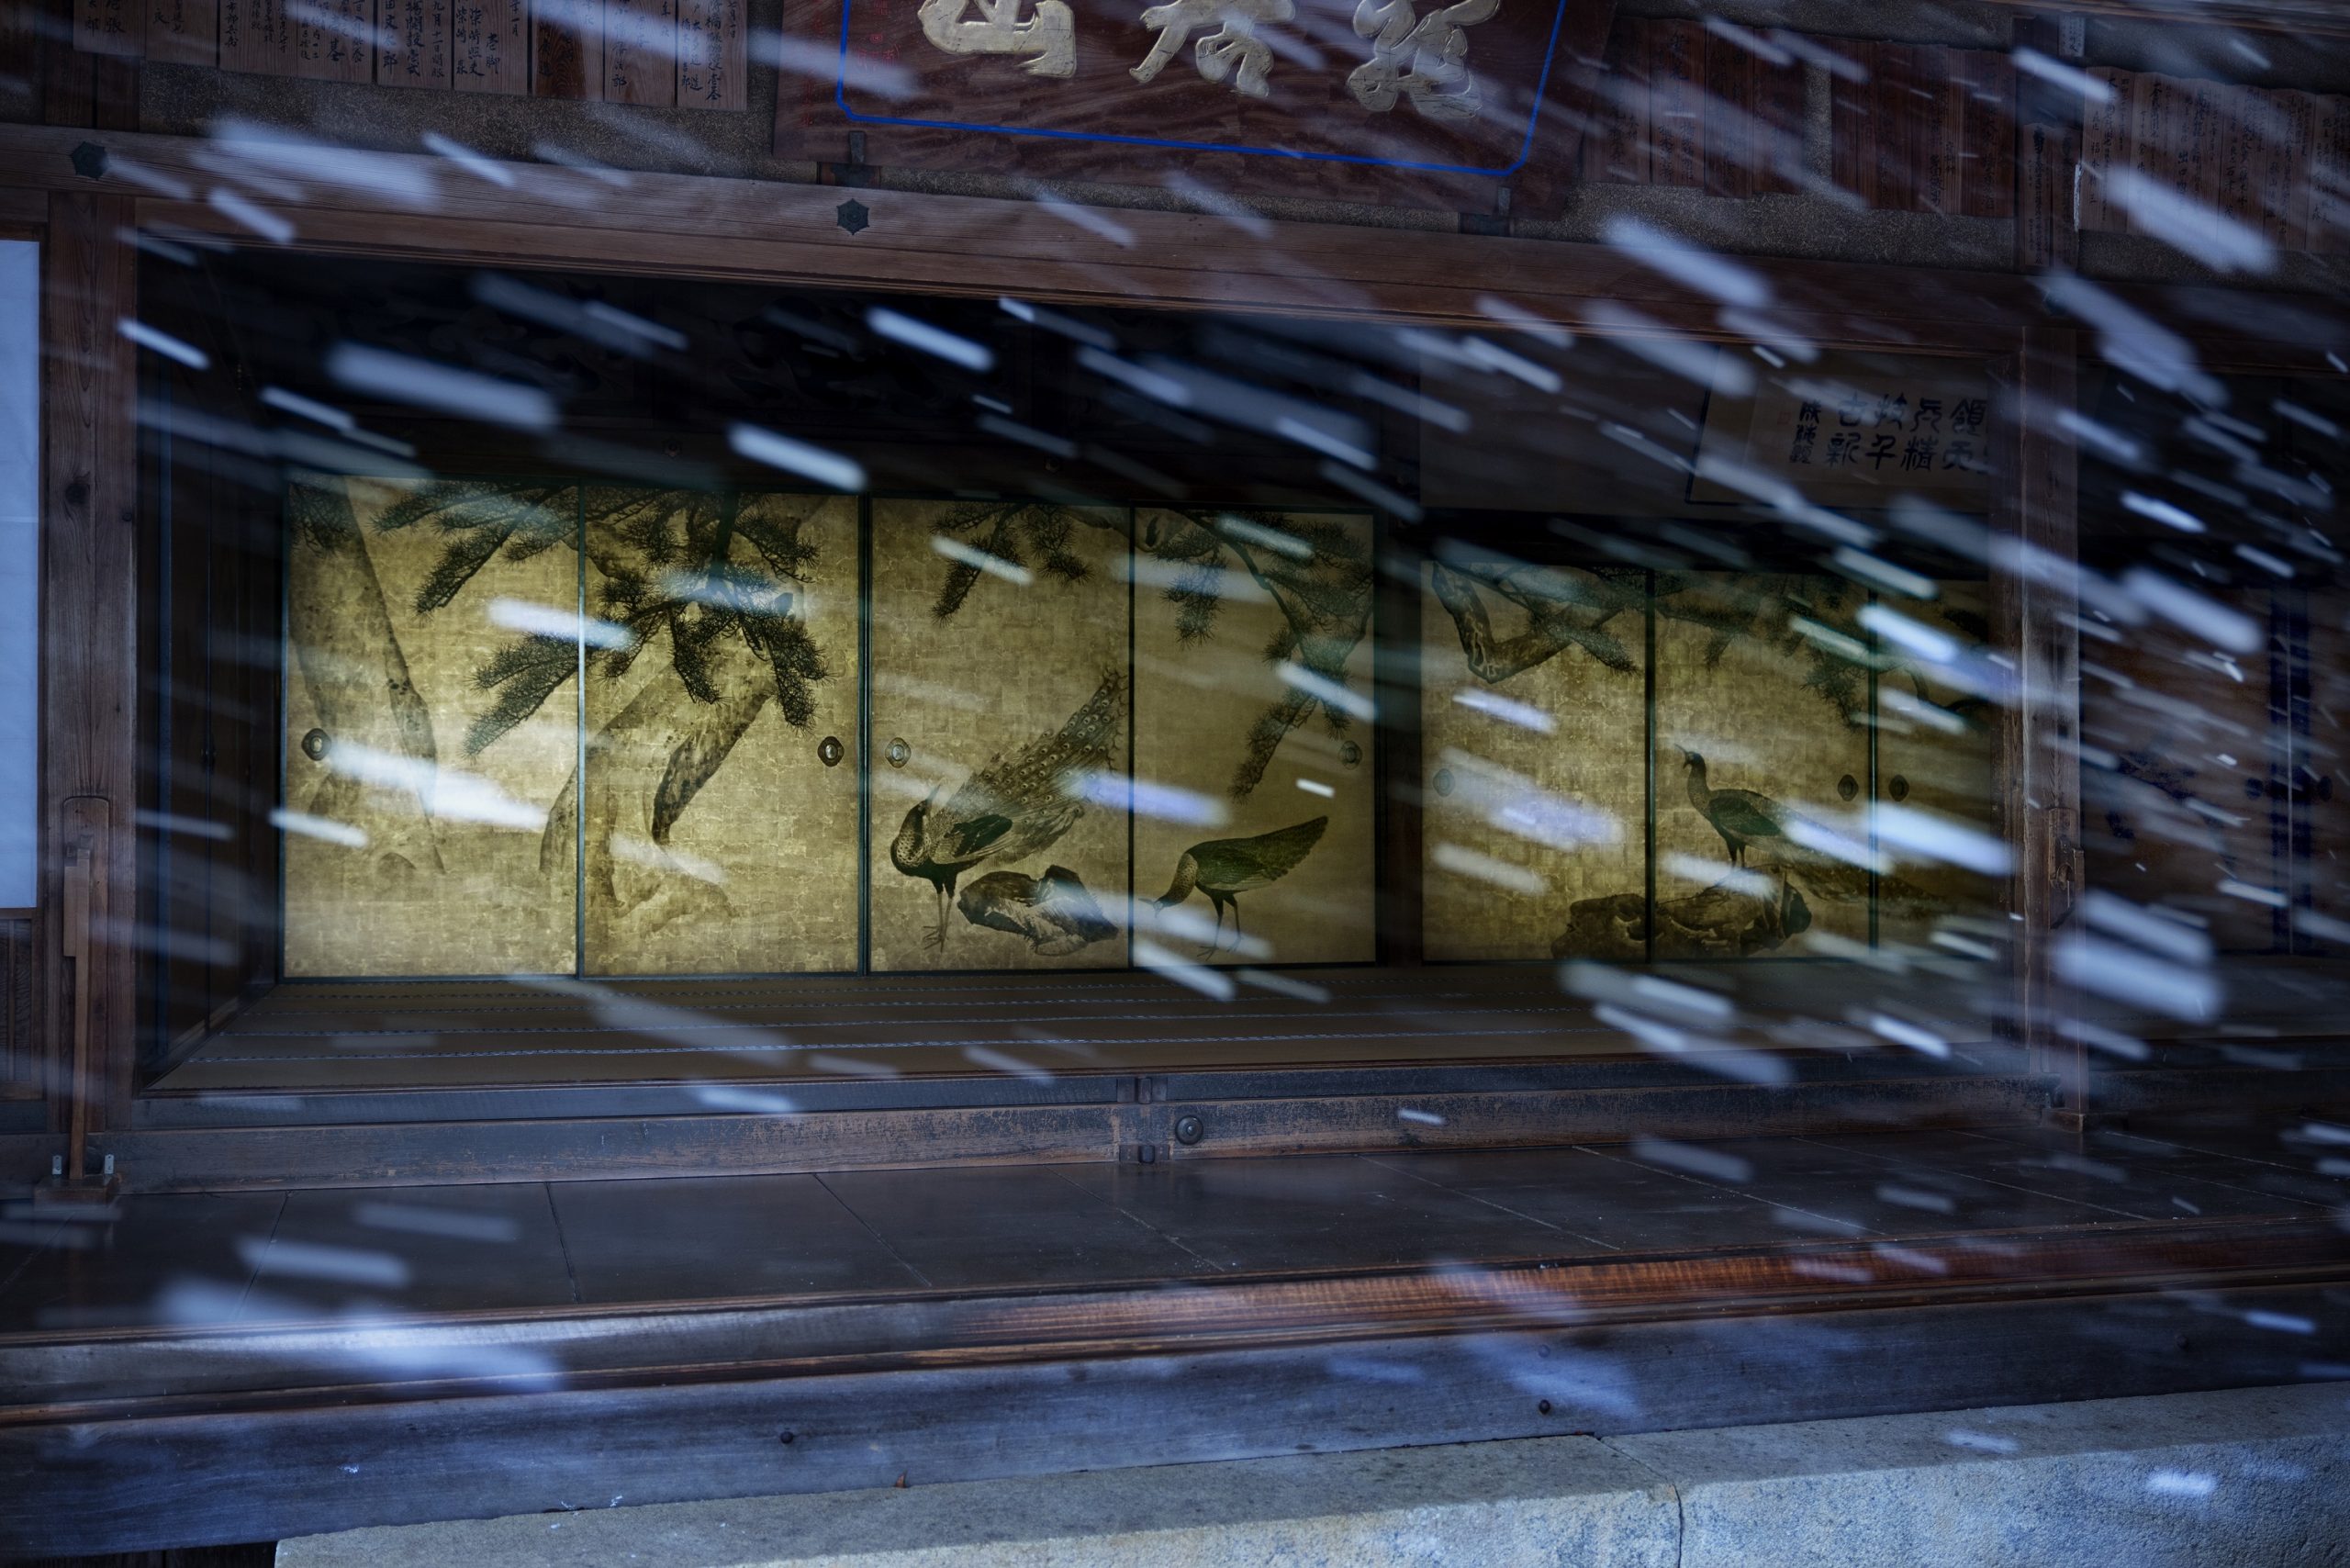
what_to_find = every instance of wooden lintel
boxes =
[0,126,2336,362]
[0,124,2027,342]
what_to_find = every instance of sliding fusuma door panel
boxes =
[580,490,860,975]
[1652,573,1871,957]
[282,478,578,977]
[1131,510,1376,967]
[867,499,1132,972]
[278,479,1998,981]
[1420,556,1648,961]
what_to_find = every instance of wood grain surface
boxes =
[1988,330,2081,1091]
[12,1276,2350,1558]
[39,192,139,1134]
[776,0,1616,214]
[36,125,2335,362]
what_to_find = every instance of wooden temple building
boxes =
[1,0,2348,1556]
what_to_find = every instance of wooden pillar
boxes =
[39,189,138,1137]
[1989,327,2083,1110]
[2013,13,2083,274]
[2011,12,2087,274]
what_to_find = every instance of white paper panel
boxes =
[0,242,37,910]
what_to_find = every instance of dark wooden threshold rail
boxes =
[6,1213,2341,1419]
[7,1214,2347,1557]
[0,1070,2057,1190]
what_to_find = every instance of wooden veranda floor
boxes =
[151,964,2005,1094]
[149,958,2350,1098]
[6,1114,2348,1555]
[4,1118,2344,1335]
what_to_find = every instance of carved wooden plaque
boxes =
[776,0,1616,210]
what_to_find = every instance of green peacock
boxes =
[1150,815,1329,955]
[890,670,1127,950]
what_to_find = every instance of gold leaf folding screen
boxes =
[1420,564,1998,963]
[284,477,1996,979]
[283,480,865,977]
[282,481,1380,977]
[284,477,582,977]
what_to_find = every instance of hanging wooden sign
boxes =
[1690,353,1995,510]
[776,0,1616,209]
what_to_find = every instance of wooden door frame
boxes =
[6,120,2346,1173]
[34,186,138,1149]
[1990,329,2084,1100]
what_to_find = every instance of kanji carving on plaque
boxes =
[1347,0,1495,119]
[917,0,1078,77]
[1130,0,1296,99]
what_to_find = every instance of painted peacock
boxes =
[890,669,1127,949]
[1151,815,1329,955]
[957,865,1118,957]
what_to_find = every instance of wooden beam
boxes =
[1976,0,2350,38]
[2,125,2338,365]
[1989,328,2084,1103]
[119,1046,2028,1127]
[81,1073,2053,1191]
[39,190,139,1135]
[0,124,2048,347]
[1162,1076,2052,1160]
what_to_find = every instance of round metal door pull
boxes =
[301,728,330,761]
[818,735,845,767]
[1173,1114,1204,1145]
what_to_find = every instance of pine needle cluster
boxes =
[927,500,1095,619]
[373,483,834,756]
